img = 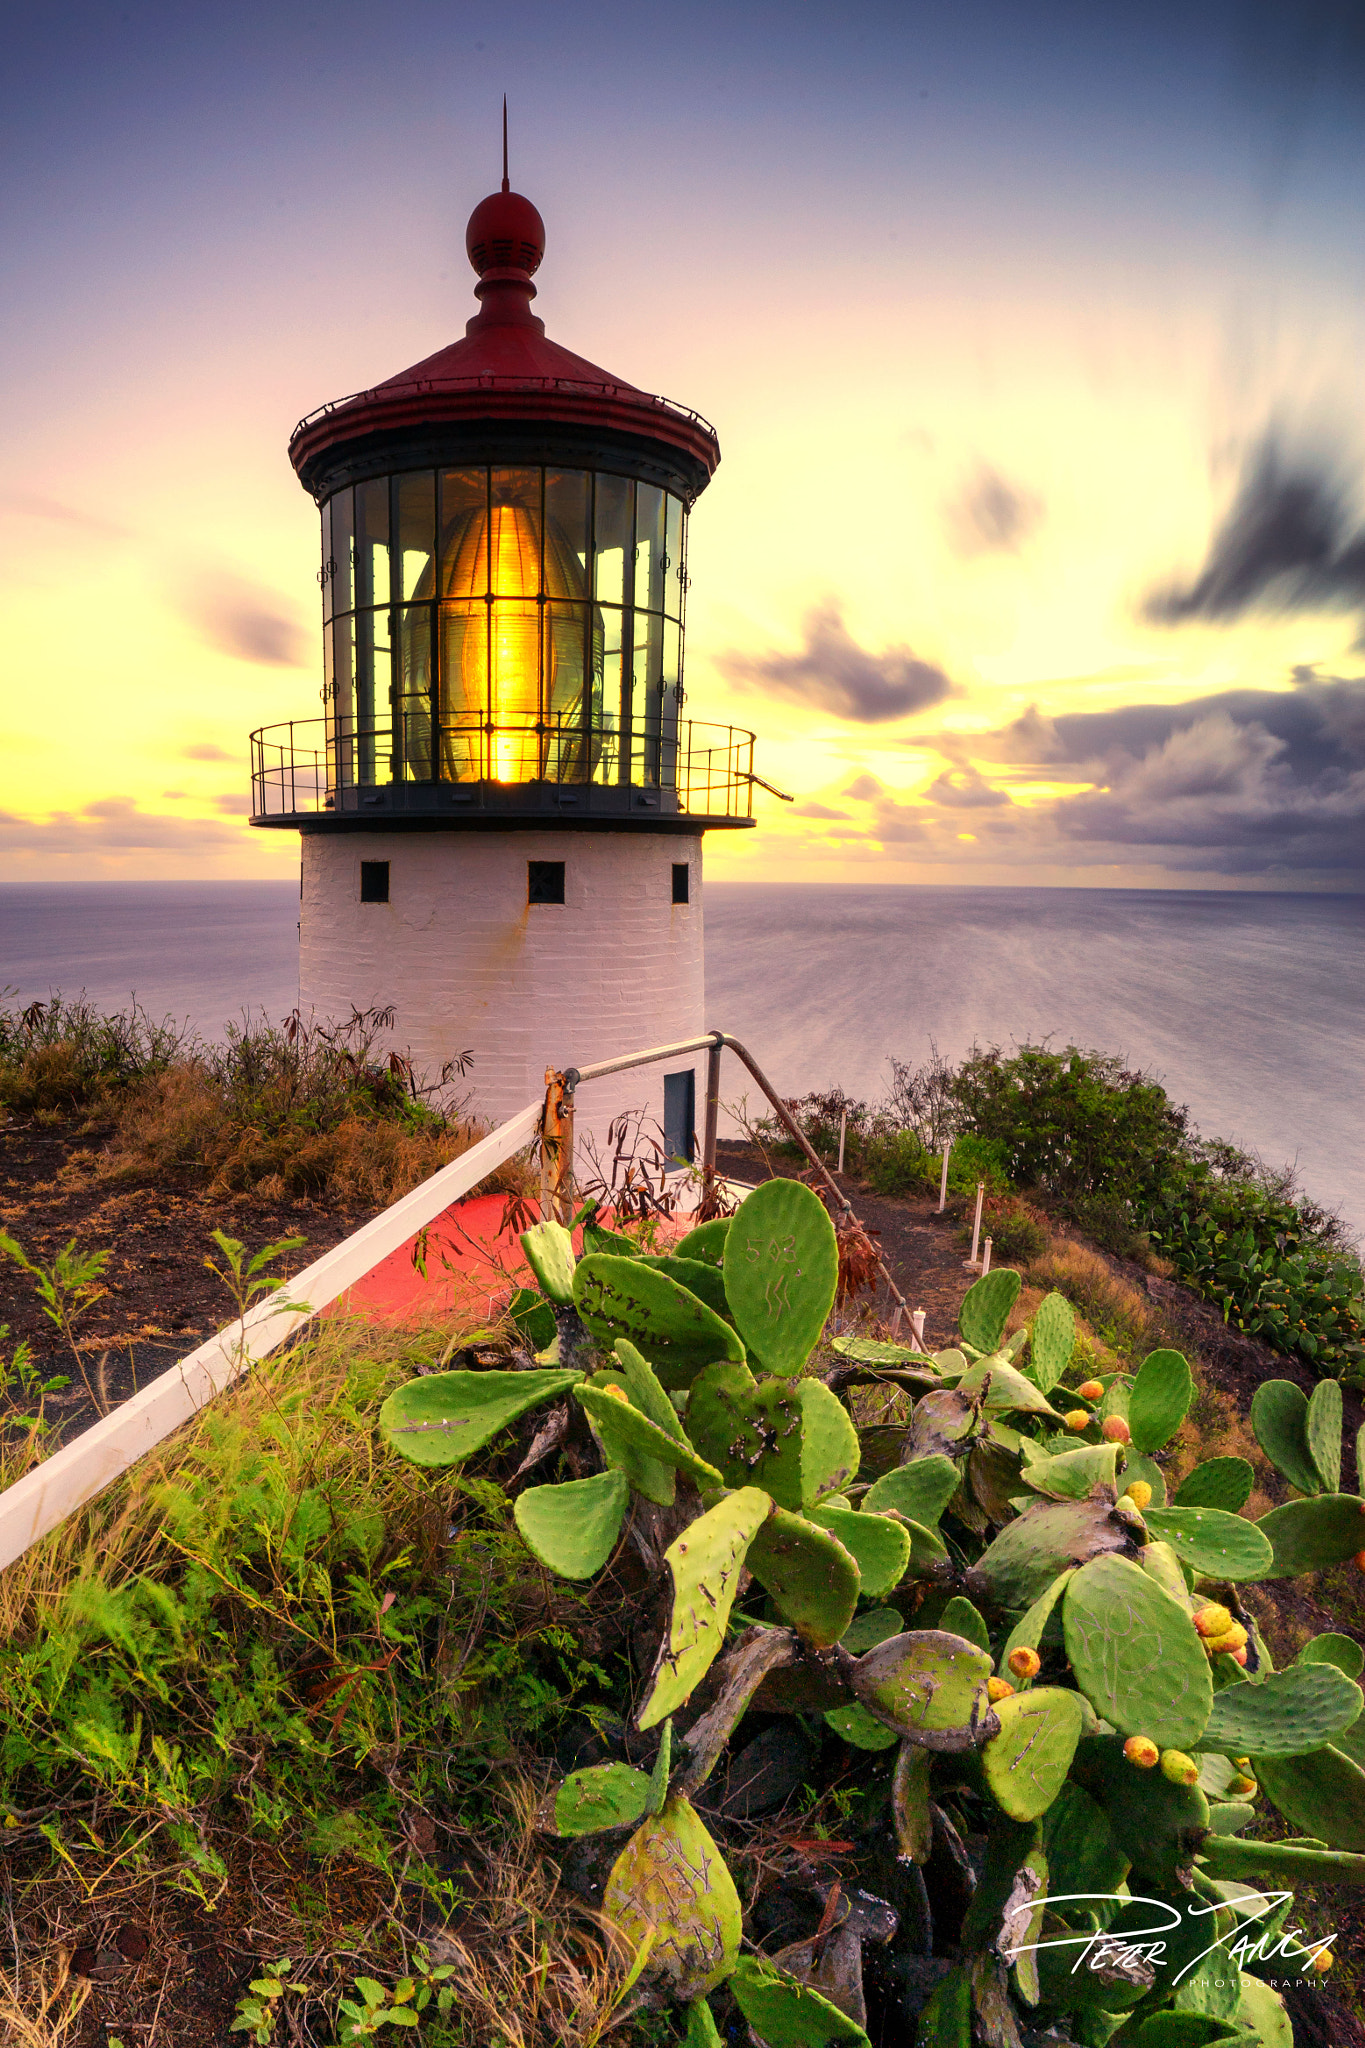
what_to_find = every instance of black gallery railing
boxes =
[249,716,759,821]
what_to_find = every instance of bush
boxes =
[0,994,190,1112]
[864,1126,937,1196]
[979,1191,1049,1265]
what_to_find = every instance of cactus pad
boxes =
[808,1504,910,1598]
[955,1357,1063,1419]
[1298,1632,1365,1678]
[573,1254,745,1389]
[981,1687,1085,1821]
[1072,1733,1210,1882]
[824,1701,900,1751]
[1234,1976,1293,2048]
[681,1999,723,2048]
[611,1338,688,1441]
[721,1178,839,1375]
[892,1740,933,1862]
[577,1382,724,1501]
[863,1454,961,1526]
[554,1759,650,1835]
[637,1254,732,1320]
[971,1498,1134,1612]
[939,1595,991,1652]
[849,1629,998,1750]
[1020,1442,1120,1501]
[379,1367,580,1466]
[639,1487,772,1728]
[1027,1290,1076,1393]
[1257,1494,1365,1576]
[727,1953,871,2045]
[1307,1376,1343,1494]
[674,1217,731,1267]
[831,1334,938,1369]
[1200,1660,1364,1756]
[684,1368,859,1510]
[1000,1568,1074,1677]
[957,1268,1022,1353]
[514,1468,630,1578]
[745,1506,861,1645]
[602,1793,741,2000]
[1064,1554,1212,1750]
[1119,1450,1167,1506]
[1039,1779,1128,1898]
[519,1219,577,1303]
[1127,1348,1193,1454]
[1254,1745,1365,1852]
[1173,1458,1255,1513]
[1250,1380,1322,1496]
[1140,1505,1273,1581]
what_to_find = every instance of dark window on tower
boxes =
[672,863,690,904]
[528,860,565,905]
[663,1070,696,1165]
[360,860,390,903]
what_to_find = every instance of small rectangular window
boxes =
[663,1070,695,1165]
[360,860,389,903]
[528,859,565,905]
[672,862,690,904]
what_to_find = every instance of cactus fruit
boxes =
[1174,1456,1256,1513]
[684,1368,859,1511]
[808,1504,910,1598]
[1063,1555,1213,1750]
[573,1254,746,1389]
[1008,1647,1042,1681]
[1101,1416,1132,1444]
[959,1268,1022,1354]
[1250,1379,1323,1496]
[1228,1773,1258,1799]
[1125,1736,1159,1767]
[1064,1410,1090,1433]
[1160,1749,1199,1786]
[1077,1379,1105,1402]
[379,1367,581,1466]
[554,1760,650,1835]
[1306,1375,1343,1494]
[602,1793,741,2000]
[1142,1505,1274,1581]
[674,1217,731,1268]
[1126,1480,1153,1510]
[982,1687,1085,1821]
[1194,1603,1234,1637]
[745,1506,861,1646]
[721,1177,839,1376]
[1073,1734,1210,1882]
[862,1453,961,1527]
[1257,1494,1365,1576]
[638,1487,772,1728]
[1200,1659,1364,1757]
[1127,1348,1194,1454]
[514,1468,631,1579]
[850,1630,998,1750]
[988,1677,1016,1702]
[1025,1290,1076,1393]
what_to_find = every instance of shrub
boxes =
[980,1191,1049,1265]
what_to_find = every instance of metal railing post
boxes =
[702,1037,723,1186]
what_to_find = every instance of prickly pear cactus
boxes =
[1140,1503,1273,1580]
[744,1504,861,1645]
[514,1467,630,1579]
[1172,1456,1254,1512]
[721,1176,839,1375]
[573,1254,745,1389]
[1258,1493,1365,1576]
[862,1453,960,1526]
[1063,1554,1212,1750]
[849,1630,997,1749]
[553,1760,650,1835]
[379,1367,581,1465]
[639,1487,772,1728]
[958,1268,1022,1354]
[519,1218,576,1304]
[601,1793,741,2000]
[981,1687,1085,1821]
[1200,1660,1364,1756]
[1126,1348,1193,1453]
[684,1367,859,1510]
[1026,1289,1076,1393]
[1250,1378,1324,1495]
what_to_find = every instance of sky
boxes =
[3,0,1365,889]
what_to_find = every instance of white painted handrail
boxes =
[0,1100,542,1574]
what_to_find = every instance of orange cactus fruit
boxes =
[600,1384,630,1402]
[1193,1604,1234,1639]
[1205,1624,1249,1656]
[987,1676,1015,1702]
[1125,1481,1152,1510]
[1101,1416,1132,1444]
[1064,1410,1091,1432]
[1229,1774,1259,1799]
[1123,1736,1159,1769]
[1231,1646,1248,1665]
[1309,1946,1334,1974]
[1159,1750,1199,1787]
[1077,1379,1105,1402]
[1007,1647,1042,1681]
[1354,1549,1365,1569]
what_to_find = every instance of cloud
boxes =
[796,802,850,819]
[1143,430,1365,630]
[716,603,954,724]
[182,742,237,761]
[943,465,1044,557]
[173,571,309,667]
[916,670,1365,880]
[843,773,885,801]
[213,792,253,814]
[2,491,131,539]
[0,798,251,854]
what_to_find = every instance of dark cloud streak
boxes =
[717,603,953,724]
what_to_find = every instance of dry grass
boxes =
[0,1955,92,2048]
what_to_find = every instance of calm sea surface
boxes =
[2,881,1362,1240]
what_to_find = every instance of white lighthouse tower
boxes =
[250,163,763,1169]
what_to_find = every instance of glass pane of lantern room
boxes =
[356,609,392,784]
[330,488,355,617]
[630,612,664,787]
[439,469,488,597]
[544,603,590,780]
[332,614,355,788]
[489,469,542,596]
[634,483,666,614]
[321,499,333,622]
[397,605,432,782]
[354,478,390,609]
[544,470,589,594]
[594,613,622,785]
[664,494,685,619]
[395,472,436,602]
[592,474,632,608]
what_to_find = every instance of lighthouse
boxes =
[250,153,762,1170]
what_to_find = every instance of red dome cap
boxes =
[466,188,545,278]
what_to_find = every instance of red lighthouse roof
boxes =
[288,173,720,502]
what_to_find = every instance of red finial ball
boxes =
[466,190,545,277]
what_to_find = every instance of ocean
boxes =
[2,881,1362,1240]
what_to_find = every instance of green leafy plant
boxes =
[230,1957,311,2043]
